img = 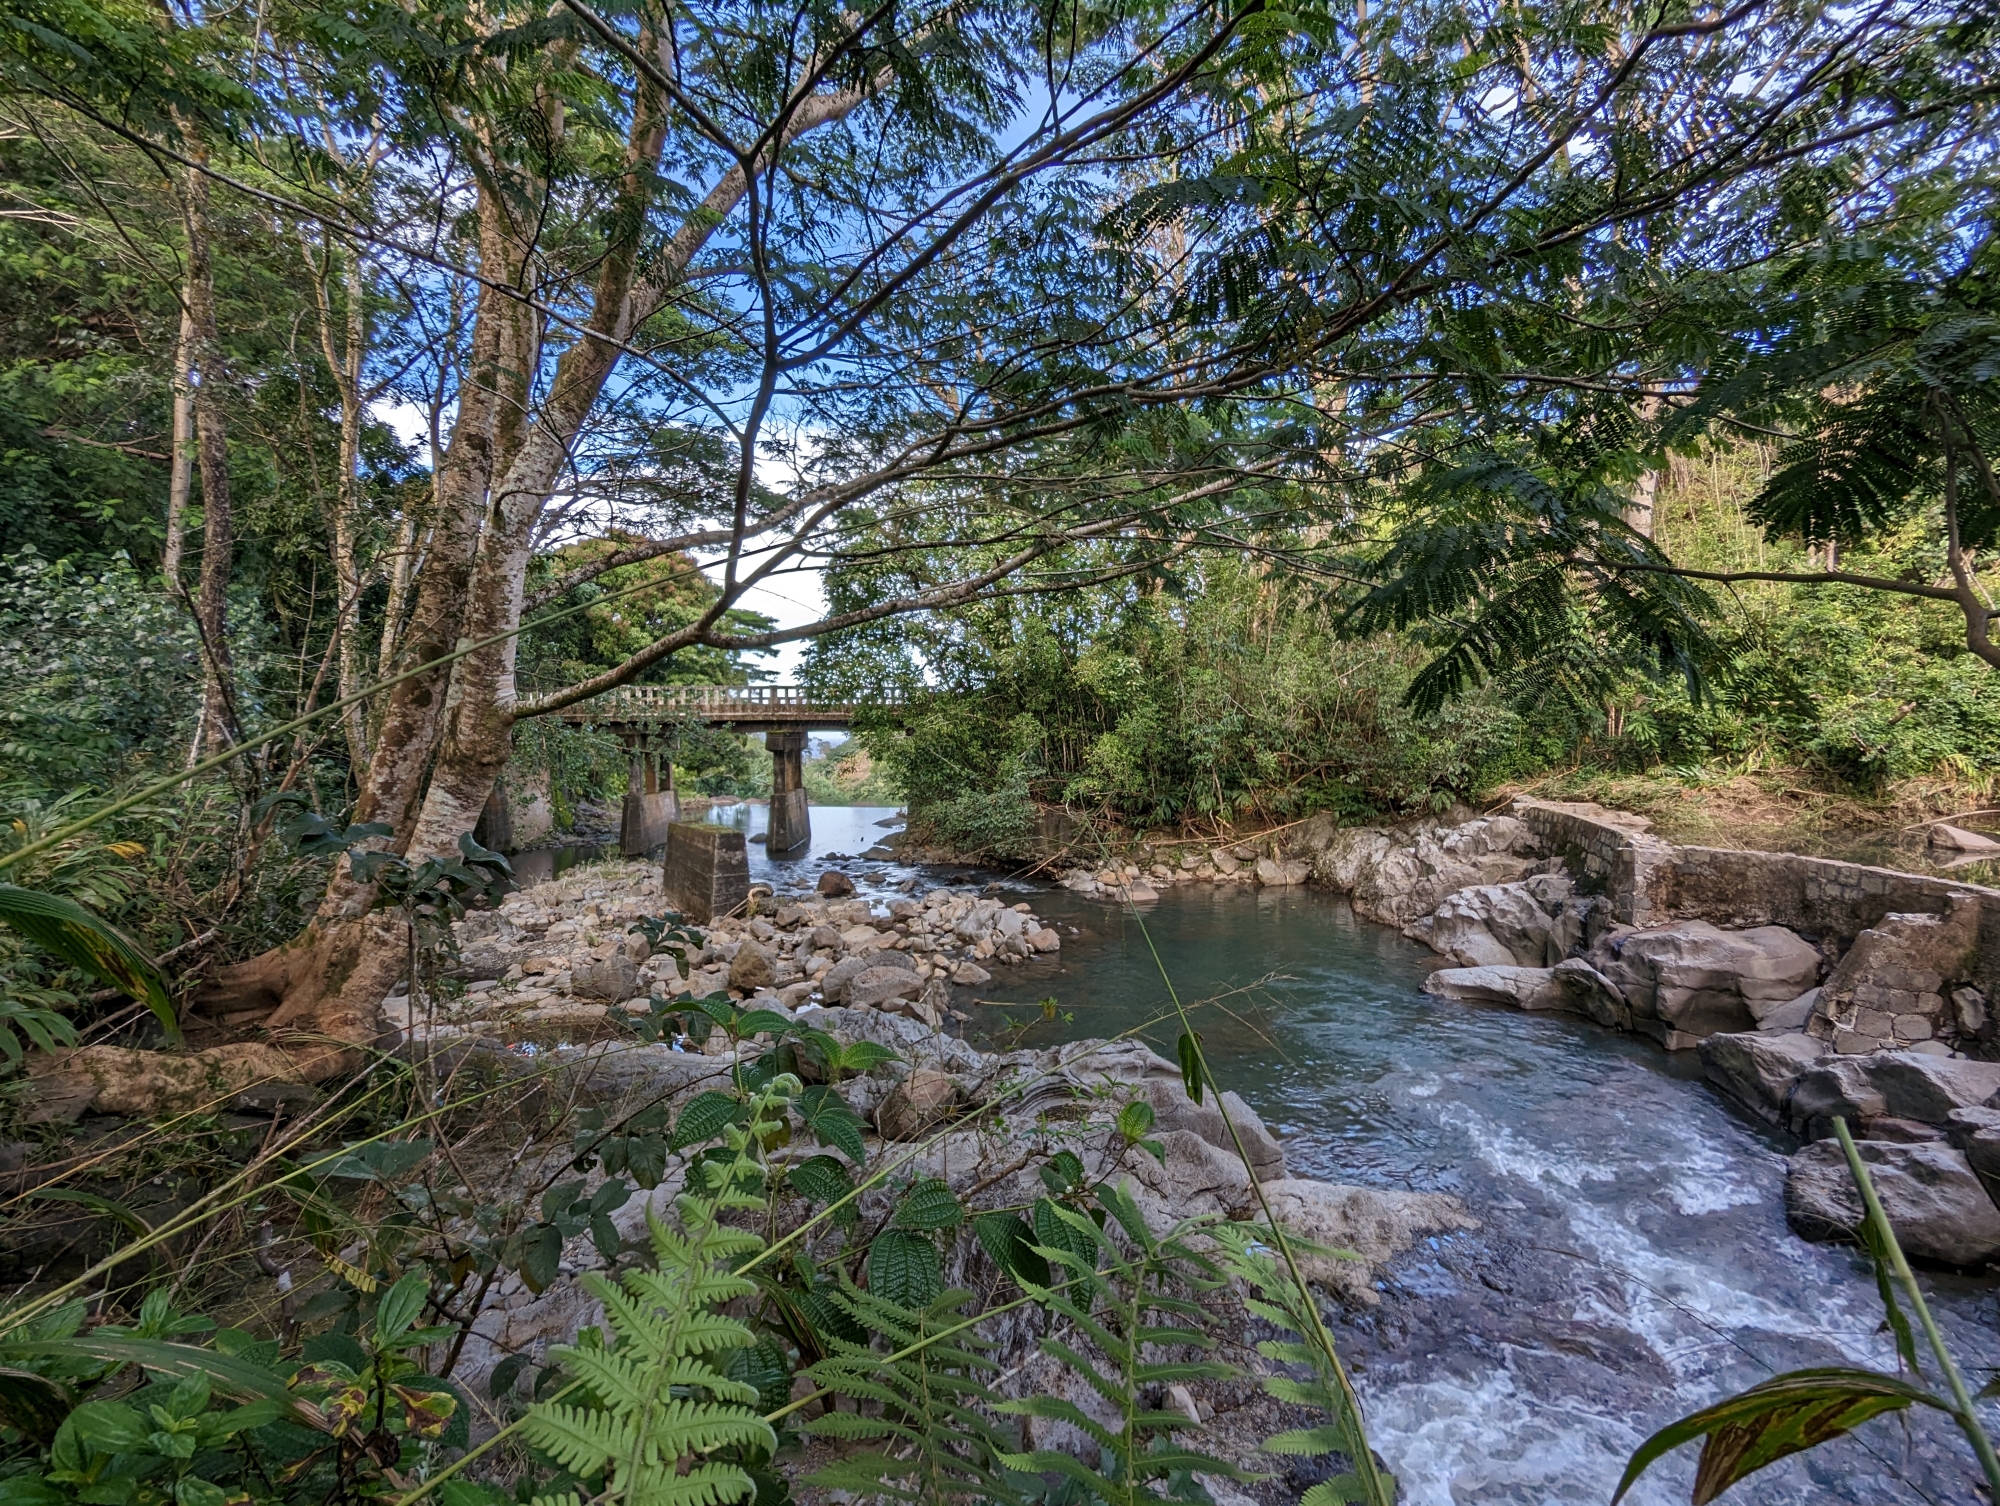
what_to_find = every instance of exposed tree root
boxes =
[28,912,409,1121]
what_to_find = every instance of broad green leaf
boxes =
[1117,1099,1156,1141]
[785,1155,855,1210]
[796,1085,866,1163]
[891,1177,963,1232]
[671,1091,746,1151]
[972,1212,1050,1288]
[0,884,176,1042]
[374,1271,429,1345]
[1612,1367,1946,1505]
[867,1230,941,1309]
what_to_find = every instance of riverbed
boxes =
[560,804,2000,1504]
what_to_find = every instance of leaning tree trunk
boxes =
[34,193,542,1117]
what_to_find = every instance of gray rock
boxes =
[1595,920,1821,1047]
[727,942,775,993]
[848,966,920,1008]
[1947,1108,2000,1187]
[1791,1052,2000,1135]
[1135,1080,1286,1181]
[1755,988,1820,1033]
[573,953,640,1003]
[1422,965,1562,1010]
[1784,1139,2000,1265]
[876,1068,957,1140]
[1248,1179,1481,1304]
[816,869,856,897]
[951,961,992,986]
[819,955,872,1003]
[1411,876,1574,968]
[1930,823,2000,854]
[1699,1031,1827,1124]
[1551,958,1630,1029]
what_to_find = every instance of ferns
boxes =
[522,1094,783,1506]
[803,1282,1018,1504]
[996,1183,1248,1506]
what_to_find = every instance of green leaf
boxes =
[1176,1030,1204,1106]
[0,1335,297,1417]
[1612,1367,1947,1505]
[671,1091,747,1151]
[375,1271,430,1345]
[1040,1150,1085,1194]
[891,1178,963,1232]
[796,1085,866,1163]
[971,1212,1050,1288]
[1032,1197,1099,1274]
[1117,1100,1156,1142]
[867,1230,941,1309]
[838,1040,900,1073]
[786,1155,855,1212]
[733,1009,792,1039]
[489,1354,527,1400]
[0,883,176,1042]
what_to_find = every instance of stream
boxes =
[539,804,2000,1504]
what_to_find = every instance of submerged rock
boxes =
[1248,1180,1481,1304]
[1784,1139,2000,1266]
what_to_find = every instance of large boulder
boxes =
[1550,958,1630,1029]
[1789,1052,2000,1137]
[847,965,921,1009]
[574,953,640,1003]
[1699,1031,1827,1124]
[1810,899,1984,1054]
[1946,1107,2000,1186]
[1784,1139,2000,1265]
[1407,875,1574,968]
[876,1068,957,1140]
[1134,1080,1286,1181]
[1592,920,1821,1048]
[1250,1179,1481,1304]
[1313,815,1544,927]
[1422,965,1563,1010]
[816,869,856,897]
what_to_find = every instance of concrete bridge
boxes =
[552,684,908,855]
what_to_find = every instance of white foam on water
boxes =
[1361,1366,1672,1506]
[1434,1100,1619,1190]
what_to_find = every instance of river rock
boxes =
[1946,1107,2000,1186]
[1314,814,1543,926]
[727,941,775,993]
[848,966,920,1009]
[876,1068,957,1140]
[1809,899,1983,1055]
[819,955,872,1003]
[817,869,856,897]
[1550,958,1630,1028]
[1789,1052,2000,1137]
[1422,965,1563,1010]
[1755,988,1820,1033]
[1699,1031,1827,1124]
[1407,875,1574,968]
[1135,1080,1286,1181]
[1930,824,2000,854]
[952,961,992,986]
[574,953,639,1003]
[1255,857,1311,887]
[1250,1179,1481,1304]
[1784,1139,2000,1265]
[1028,926,1061,953]
[1592,920,1821,1048]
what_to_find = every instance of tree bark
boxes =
[179,149,237,755]
[163,302,195,582]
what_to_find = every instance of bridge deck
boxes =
[553,683,904,730]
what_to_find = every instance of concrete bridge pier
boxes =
[766,729,809,853]
[620,732,678,855]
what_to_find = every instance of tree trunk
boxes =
[163,302,195,582]
[180,153,237,755]
[306,238,373,770]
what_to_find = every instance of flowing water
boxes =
[561,805,2000,1503]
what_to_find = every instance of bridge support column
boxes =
[620,732,678,855]
[766,730,810,854]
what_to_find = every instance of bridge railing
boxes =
[555,683,909,723]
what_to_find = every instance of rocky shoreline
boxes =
[393,856,1479,1438]
[1049,797,2000,1269]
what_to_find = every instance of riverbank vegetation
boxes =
[1,0,1998,1501]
